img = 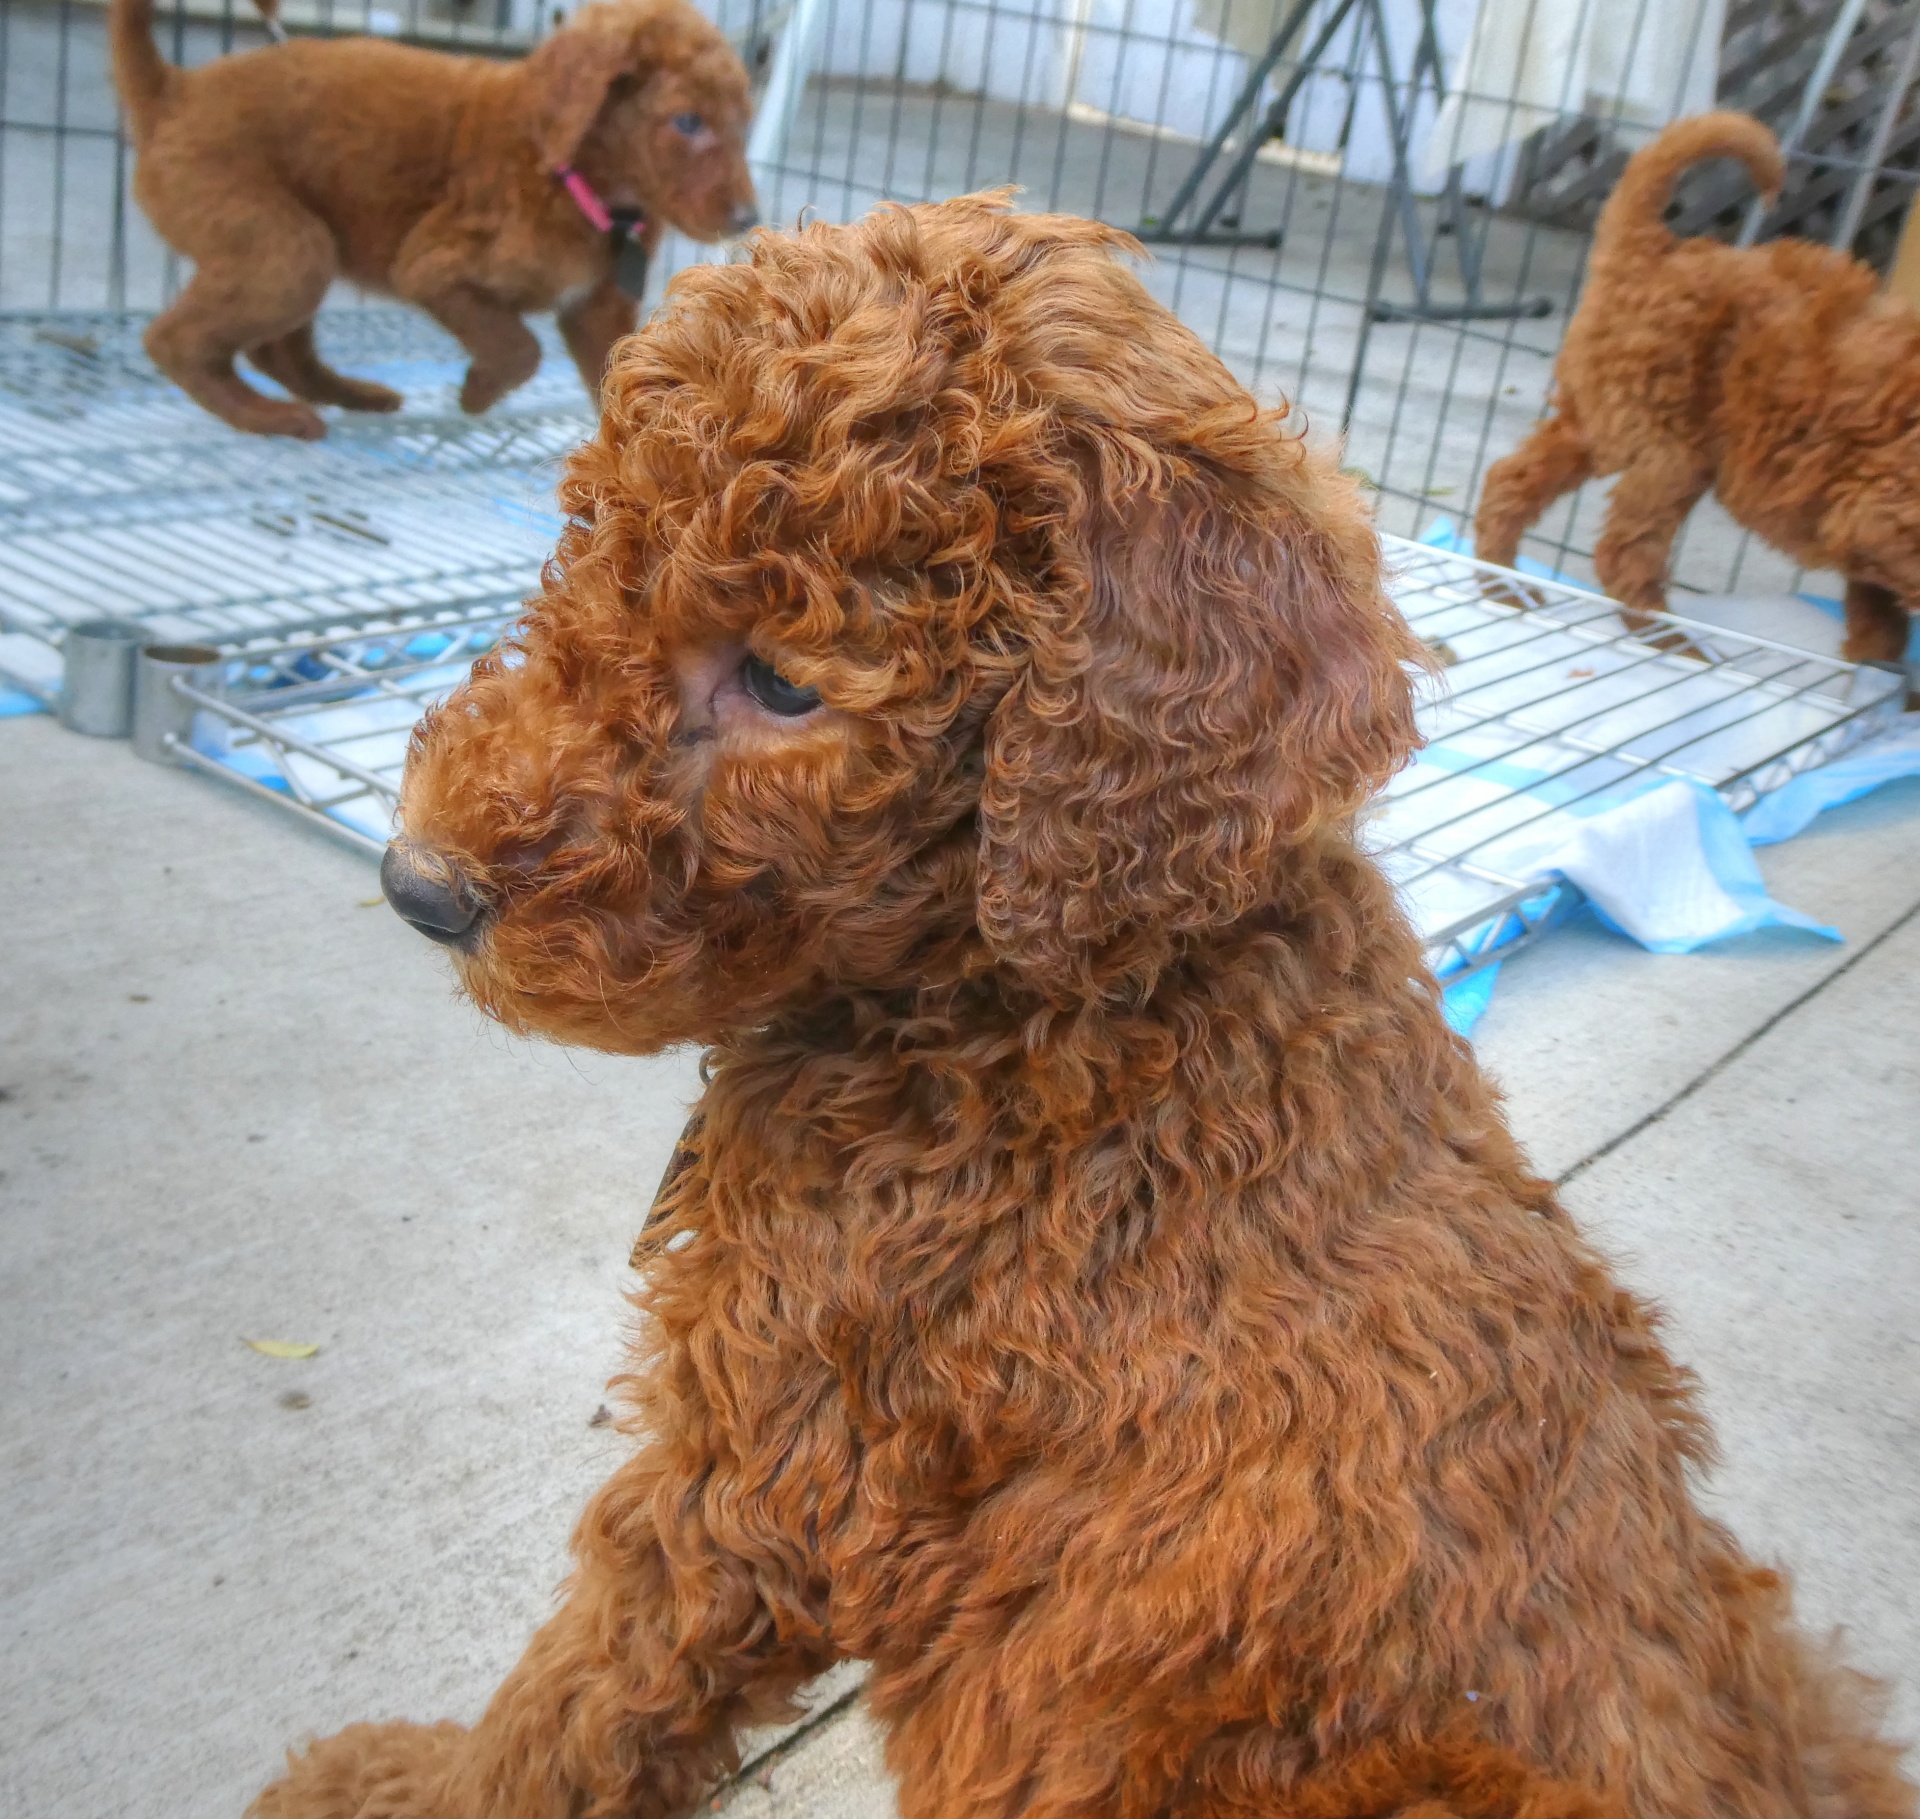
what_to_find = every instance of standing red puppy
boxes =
[249,197,1916,1819]
[1477,111,1920,668]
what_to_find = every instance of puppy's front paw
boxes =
[248,1719,467,1819]
[236,400,328,441]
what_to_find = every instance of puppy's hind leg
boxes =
[1839,579,1911,666]
[1473,413,1593,574]
[249,321,403,414]
[1592,447,1711,634]
[143,205,337,439]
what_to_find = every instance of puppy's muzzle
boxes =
[381,841,486,950]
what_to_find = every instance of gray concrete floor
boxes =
[4,706,1919,1818]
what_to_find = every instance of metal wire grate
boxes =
[164,603,520,848]
[1381,541,1907,977]
[0,309,584,699]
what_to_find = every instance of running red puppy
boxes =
[109,0,755,437]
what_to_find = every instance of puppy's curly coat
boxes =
[1477,111,1919,667]
[259,197,1914,1819]
[109,0,755,438]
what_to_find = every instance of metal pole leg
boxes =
[747,0,832,205]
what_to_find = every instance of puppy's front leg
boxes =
[1591,448,1711,629]
[557,278,640,403]
[250,1439,837,1819]
[392,230,546,416]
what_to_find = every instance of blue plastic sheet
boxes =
[1441,964,1501,1035]
[1741,716,1920,846]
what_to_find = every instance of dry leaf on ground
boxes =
[244,1338,319,1359]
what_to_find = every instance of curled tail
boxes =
[110,0,284,145]
[108,0,173,145]
[1592,110,1784,270]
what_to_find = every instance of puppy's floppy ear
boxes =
[526,3,648,170]
[975,444,1419,997]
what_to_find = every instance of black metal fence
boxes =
[4,0,1919,604]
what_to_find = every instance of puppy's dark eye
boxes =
[741,654,820,717]
[670,111,705,136]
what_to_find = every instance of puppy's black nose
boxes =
[381,842,483,948]
[728,200,759,235]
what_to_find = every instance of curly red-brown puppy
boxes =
[260,196,1915,1819]
[109,0,754,438]
[1476,110,1920,667]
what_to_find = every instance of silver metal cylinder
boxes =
[57,618,148,737]
[132,643,225,765]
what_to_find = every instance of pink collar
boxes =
[552,165,644,238]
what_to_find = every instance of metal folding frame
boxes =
[1131,0,1552,326]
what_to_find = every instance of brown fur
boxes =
[1476,110,1920,667]
[109,0,755,437]
[252,197,1915,1819]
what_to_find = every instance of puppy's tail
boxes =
[111,0,287,144]
[1592,110,1784,271]
[108,0,176,144]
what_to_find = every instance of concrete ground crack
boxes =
[716,1680,869,1808]
[1555,892,1920,1191]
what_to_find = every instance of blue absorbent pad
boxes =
[1741,714,1920,845]
[1542,779,1838,951]
[1440,964,1501,1036]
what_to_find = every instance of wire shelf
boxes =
[0,309,589,701]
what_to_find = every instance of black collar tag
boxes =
[610,208,651,301]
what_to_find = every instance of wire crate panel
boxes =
[1379,541,1908,979]
[165,605,519,851]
